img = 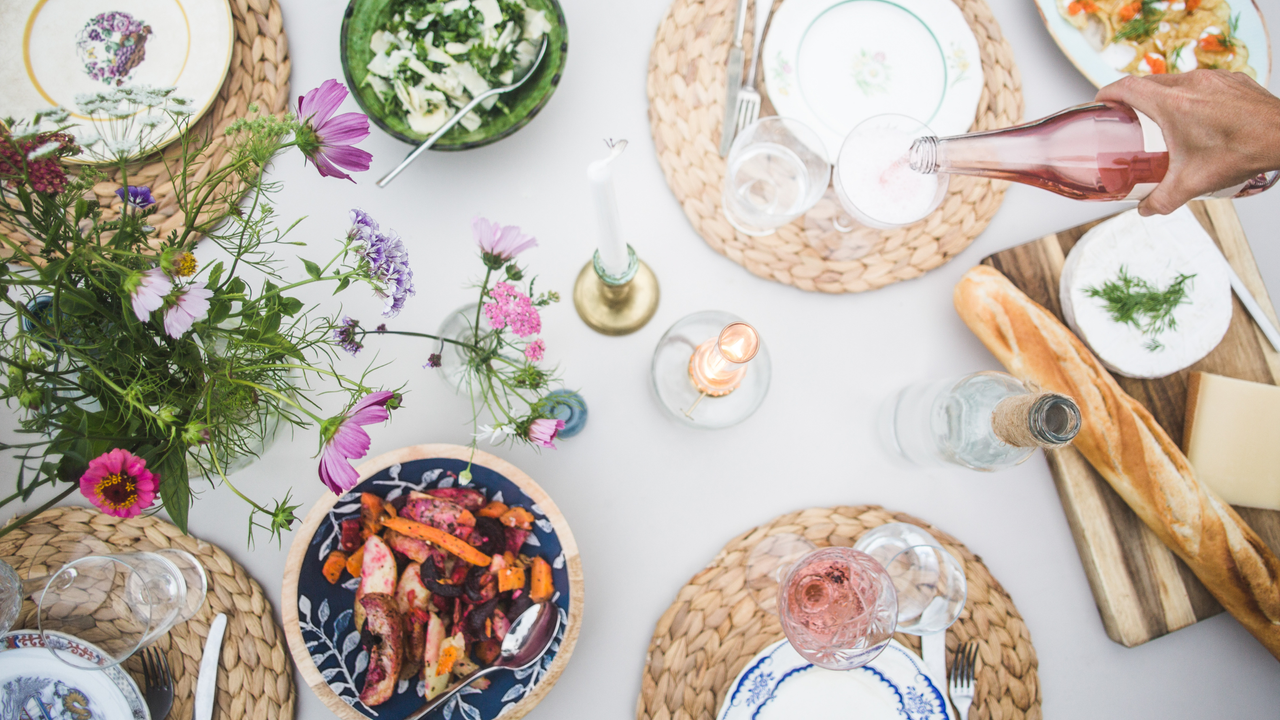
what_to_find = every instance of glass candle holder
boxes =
[651,311,771,429]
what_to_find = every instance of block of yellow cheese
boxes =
[1183,371,1280,511]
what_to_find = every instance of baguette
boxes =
[954,264,1280,658]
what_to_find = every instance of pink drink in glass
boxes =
[776,547,897,670]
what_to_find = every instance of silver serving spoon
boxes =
[405,601,562,720]
[376,37,550,188]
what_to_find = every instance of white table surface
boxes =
[8,0,1280,716]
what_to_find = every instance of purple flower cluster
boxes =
[483,282,541,337]
[334,316,363,355]
[348,209,414,317]
[116,185,155,211]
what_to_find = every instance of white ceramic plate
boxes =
[1032,0,1269,88]
[0,630,149,720]
[762,0,984,160]
[0,0,234,163]
[718,638,953,720]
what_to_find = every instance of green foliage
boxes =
[1085,265,1196,352]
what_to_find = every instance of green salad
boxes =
[364,0,551,135]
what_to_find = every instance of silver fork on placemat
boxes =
[141,646,174,720]
[948,642,978,720]
[733,0,771,136]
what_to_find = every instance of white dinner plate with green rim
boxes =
[0,629,149,720]
[762,0,984,161]
[1031,0,1269,89]
[0,0,234,164]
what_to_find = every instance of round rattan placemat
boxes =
[647,0,1025,293]
[1,506,296,720]
[636,505,1040,720]
[2,0,292,257]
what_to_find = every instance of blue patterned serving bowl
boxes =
[283,444,582,720]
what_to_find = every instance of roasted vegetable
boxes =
[360,536,398,596]
[436,634,465,676]
[322,551,348,584]
[503,527,529,555]
[426,487,486,512]
[402,496,476,536]
[498,506,534,530]
[478,501,508,519]
[530,556,553,603]
[474,639,501,665]
[340,518,364,553]
[464,565,498,604]
[361,493,387,537]
[395,563,431,615]
[469,517,506,557]
[381,517,492,566]
[490,608,510,642]
[358,593,404,707]
[345,545,365,578]
[384,529,441,565]
[419,559,464,598]
[497,563,526,593]
[465,596,500,639]
[421,613,449,699]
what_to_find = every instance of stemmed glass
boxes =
[747,525,967,669]
[722,117,832,236]
[30,549,207,669]
[832,114,950,231]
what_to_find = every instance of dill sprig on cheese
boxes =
[1085,266,1196,352]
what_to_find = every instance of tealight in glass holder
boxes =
[650,311,771,428]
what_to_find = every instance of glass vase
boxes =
[436,302,484,394]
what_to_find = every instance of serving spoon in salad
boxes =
[403,600,562,720]
[376,37,550,188]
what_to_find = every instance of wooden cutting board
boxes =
[982,198,1280,648]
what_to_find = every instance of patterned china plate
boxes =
[0,0,234,163]
[0,630,149,720]
[762,0,985,160]
[1031,0,1269,89]
[717,638,951,720]
[283,445,583,720]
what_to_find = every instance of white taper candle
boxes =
[588,139,631,277]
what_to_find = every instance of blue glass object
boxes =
[544,389,587,438]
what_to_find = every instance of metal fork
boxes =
[948,642,979,720]
[733,0,772,136]
[140,646,175,720]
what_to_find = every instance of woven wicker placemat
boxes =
[636,505,1040,720]
[2,0,292,257]
[1,507,296,720]
[646,0,1025,293]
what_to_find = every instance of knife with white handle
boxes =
[921,632,956,720]
[195,613,227,720]
[1217,250,1280,353]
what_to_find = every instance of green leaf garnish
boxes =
[1085,266,1196,352]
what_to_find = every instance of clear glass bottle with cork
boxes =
[882,371,1082,471]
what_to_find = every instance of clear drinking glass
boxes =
[722,117,832,236]
[833,114,950,230]
[35,550,207,669]
[854,523,967,636]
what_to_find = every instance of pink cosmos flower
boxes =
[128,267,173,322]
[79,448,159,518]
[483,282,541,337]
[524,339,545,362]
[474,217,537,269]
[318,391,395,494]
[528,418,565,449]
[296,80,373,182]
[162,283,212,338]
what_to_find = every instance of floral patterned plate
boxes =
[0,629,149,720]
[0,0,234,163]
[717,638,951,720]
[282,444,583,720]
[762,0,984,161]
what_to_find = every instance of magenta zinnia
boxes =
[296,79,373,182]
[79,449,159,518]
[318,391,395,494]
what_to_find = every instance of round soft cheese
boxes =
[1059,207,1232,379]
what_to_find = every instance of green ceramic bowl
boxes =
[339,0,568,150]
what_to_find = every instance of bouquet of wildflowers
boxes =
[333,216,573,483]
[0,79,412,542]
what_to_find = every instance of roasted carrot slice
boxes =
[322,551,348,584]
[478,501,508,519]
[346,545,365,577]
[530,556,553,603]
[498,506,534,530]
[381,516,492,566]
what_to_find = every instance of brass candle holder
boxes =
[651,311,771,428]
[573,245,660,336]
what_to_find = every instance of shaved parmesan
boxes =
[442,0,470,14]
[523,8,550,39]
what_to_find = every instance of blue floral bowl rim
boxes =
[281,443,584,720]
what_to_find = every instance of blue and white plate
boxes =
[284,445,582,720]
[718,638,951,720]
[762,0,985,160]
[0,630,148,720]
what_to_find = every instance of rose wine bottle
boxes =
[908,101,1279,202]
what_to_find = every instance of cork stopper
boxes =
[992,393,1081,449]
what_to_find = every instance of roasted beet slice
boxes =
[503,527,529,555]
[490,608,511,642]
[419,559,464,598]
[426,487,486,511]
[340,518,363,553]
[473,639,501,665]
[469,517,506,557]
[464,565,497,604]
[464,596,500,640]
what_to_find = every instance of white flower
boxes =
[36,108,69,125]
[26,141,61,160]
[473,424,514,444]
[139,115,164,128]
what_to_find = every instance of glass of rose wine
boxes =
[832,114,950,231]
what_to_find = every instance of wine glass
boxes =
[747,535,898,670]
[832,114,949,230]
[722,117,832,236]
[854,523,967,635]
[34,549,207,669]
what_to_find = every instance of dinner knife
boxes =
[921,632,954,719]
[1217,249,1280,353]
[718,0,750,157]
[195,613,228,720]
